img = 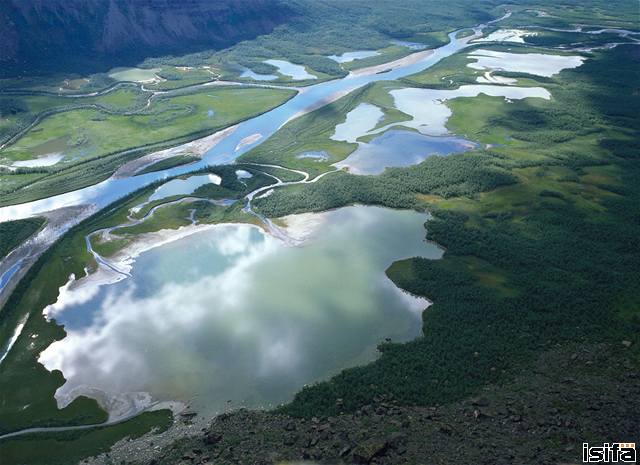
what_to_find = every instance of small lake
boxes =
[108,67,162,82]
[148,173,221,201]
[335,130,477,175]
[239,67,277,81]
[331,103,384,143]
[467,49,585,77]
[390,85,551,135]
[296,151,329,161]
[264,60,317,80]
[235,169,253,179]
[11,135,68,167]
[39,206,441,416]
[13,153,64,168]
[241,60,316,81]
[328,51,380,63]
[473,29,536,43]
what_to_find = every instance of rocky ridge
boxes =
[0,0,292,76]
[85,341,639,465]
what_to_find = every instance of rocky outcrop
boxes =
[0,0,292,76]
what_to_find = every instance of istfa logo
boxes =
[583,442,637,463]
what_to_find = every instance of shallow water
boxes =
[29,135,69,156]
[475,72,517,85]
[13,153,64,168]
[328,50,380,63]
[148,174,222,201]
[40,206,441,415]
[264,60,317,80]
[0,259,23,294]
[296,151,329,161]
[0,26,507,222]
[335,130,477,175]
[108,67,162,82]
[389,84,551,135]
[239,68,277,81]
[235,169,253,179]
[12,136,68,167]
[331,103,384,143]
[467,49,585,77]
[473,29,536,43]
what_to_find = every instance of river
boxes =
[0,21,499,224]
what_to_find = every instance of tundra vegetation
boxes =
[0,87,295,206]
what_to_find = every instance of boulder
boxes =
[352,438,389,463]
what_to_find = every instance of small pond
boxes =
[264,60,317,80]
[148,174,222,201]
[331,103,384,143]
[467,49,585,77]
[335,130,477,175]
[296,151,330,161]
[328,51,380,63]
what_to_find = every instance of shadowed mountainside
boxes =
[0,0,293,77]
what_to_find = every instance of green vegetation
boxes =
[400,49,480,88]
[236,163,306,182]
[0,409,173,465]
[0,85,150,146]
[138,0,506,81]
[456,29,476,39]
[136,154,200,175]
[340,46,411,72]
[0,217,45,259]
[0,86,295,206]
[247,44,640,416]
[110,167,271,238]
[239,82,409,177]
[525,29,636,48]
[409,30,450,48]
[254,151,516,216]
[0,73,114,95]
[0,164,274,437]
[150,66,220,90]
[502,1,639,29]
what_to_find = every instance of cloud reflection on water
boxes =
[40,206,441,416]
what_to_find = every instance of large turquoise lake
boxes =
[41,206,442,416]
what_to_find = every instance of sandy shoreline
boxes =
[38,211,330,417]
[112,125,238,178]
[348,49,435,77]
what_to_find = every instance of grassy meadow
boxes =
[0,86,295,206]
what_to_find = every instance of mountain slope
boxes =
[0,0,292,76]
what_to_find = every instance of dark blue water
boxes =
[336,130,477,175]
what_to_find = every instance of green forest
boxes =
[258,44,640,417]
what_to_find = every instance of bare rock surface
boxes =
[86,342,639,465]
